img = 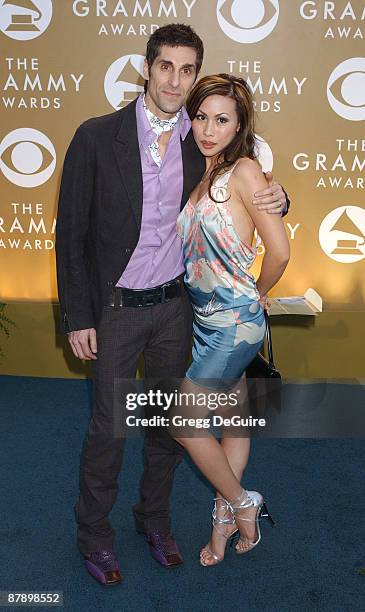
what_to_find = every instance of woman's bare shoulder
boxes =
[231,157,266,197]
[233,156,263,179]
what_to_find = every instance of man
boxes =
[56,23,288,586]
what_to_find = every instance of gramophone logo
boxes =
[217,0,280,44]
[319,206,365,263]
[0,0,52,40]
[104,55,145,110]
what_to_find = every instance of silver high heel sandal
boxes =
[199,497,238,567]
[230,490,276,554]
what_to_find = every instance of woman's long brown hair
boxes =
[186,73,257,201]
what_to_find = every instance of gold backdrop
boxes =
[1,0,364,311]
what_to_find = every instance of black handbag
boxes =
[246,310,282,415]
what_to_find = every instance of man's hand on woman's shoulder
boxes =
[253,170,287,214]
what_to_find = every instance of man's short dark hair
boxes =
[146,23,204,74]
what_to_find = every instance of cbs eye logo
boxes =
[104,55,145,110]
[0,0,53,41]
[217,0,279,44]
[0,128,56,187]
[327,58,365,121]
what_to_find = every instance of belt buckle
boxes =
[142,292,157,307]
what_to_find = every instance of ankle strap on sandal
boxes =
[229,490,253,511]
[212,497,235,527]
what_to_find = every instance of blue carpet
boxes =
[0,376,364,612]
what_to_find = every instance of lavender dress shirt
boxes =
[116,94,191,289]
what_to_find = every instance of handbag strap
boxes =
[264,310,275,367]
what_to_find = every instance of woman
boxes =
[171,74,290,566]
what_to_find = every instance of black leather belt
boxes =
[108,275,185,308]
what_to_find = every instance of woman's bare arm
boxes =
[233,158,290,298]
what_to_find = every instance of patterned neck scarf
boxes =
[143,96,181,166]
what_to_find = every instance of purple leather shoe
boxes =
[146,532,183,567]
[84,550,123,586]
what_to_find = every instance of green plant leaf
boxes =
[0,303,15,359]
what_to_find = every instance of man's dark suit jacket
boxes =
[55,98,205,333]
